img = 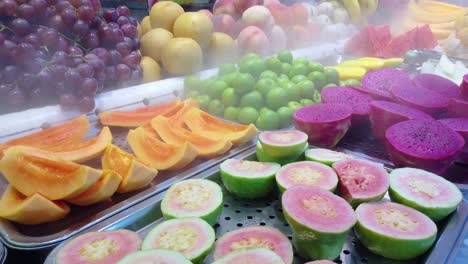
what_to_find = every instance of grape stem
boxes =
[33,24,88,52]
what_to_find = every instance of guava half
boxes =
[389,167,462,221]
[213,226,293,264]
[275,161,338,192]
[332,159,389,208]
[116,249,192,264]
[161,179,223,225]
[55,229,142,264]
[212,248,285,264]
[282,185,356,260]
[258,130,308,159]
[304,148,352,166]
[142,218,215,264]
[220,159,281,198]
[256,141,308,165]
[355,201,437,260]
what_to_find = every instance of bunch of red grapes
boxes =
[0,0,142,113]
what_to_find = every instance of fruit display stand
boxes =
[43,147,468,264]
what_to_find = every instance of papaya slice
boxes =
[22,127,113,163]
[127,127,198,170]
[141,123,162,140]
[0,115,90,158]
[66,170,122,206]
[151,116,233,158]
[0,146,101,200]
[166,98,199,127]
[0,185,70,225]
[102,145,158,193]
[184,108,258,145]
[98,99,183,127]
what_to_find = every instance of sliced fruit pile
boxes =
[54,133,463,263]
[185,50,340,130]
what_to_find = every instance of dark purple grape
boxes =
[71,57,84,67]
[25,58,46,73]
[0,32,5,46]
[24,34,40,48]
[89,0,101,12]
[16,0,29,4]
[109,50,122,65]
[46,0,57,5]
[80,77,98,95]
[84,53,99,61]
[115,41,131,56]
[17,4,35,21]
[16,42,35,60]
[64,69,82,88]
[77,63,95,78]
[0,84,13,96]
[104,66,115,81]
[30,87,49,105]
[60,93,78,110]
[116,63,131,80]
[98,25,112,43]
[35,49,48,59]
[7,87,26,108]
[96,70,106,83]
[128,17,138,27]
[56,1,73,12]
[77,5,95,22]
[129,67,142,85]
[121,24,137,38]
[102,8,118,22]
[110,28,124,43]
[117,6,131,17]
[132,38,140,49]
[123,54,141,69]
[49,64,68,80]
[78,96,95,112]
[116,16,129,26]
[49,15,65,31]
[56,36,69,52]
[2,65,18,84]
[40,28,59,47]
[51,51,70,65]
[30,0,47,14]
[61,8,77,25]
[0,0,18,16]
[11,35,24,44]
[1,40,17,59]
[69,0,80,8]
[68,46,83,56]
[78,0,92,7]
[87,58,105,74]
[73,20,90,36]
[89,17,102,29]
[17,73,36,90]
[11,18,31,36]
[91,47,111,64]
[42,6,55,20]
[108,22,120,30]
[83,32,100,49]
[37,68,53,85]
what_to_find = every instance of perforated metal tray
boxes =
[44,147,467,264]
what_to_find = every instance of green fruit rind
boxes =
[161,179,223,225]
[142,218,215,264]
[212,248,285,264]
[220,159,281,198]
[304,148,352,166]
[355,202,437,260]
[256,141,308,165]
[116,249,193,264]
[258,130,308,159]
[388,168,463,222]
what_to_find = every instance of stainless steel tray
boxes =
[0,94,256,250]
[44,147,468,264]
[0,243,6,264]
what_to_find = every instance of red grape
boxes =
[51,51,70,65]
[56,37,69,52]
[73,20,90,36]
[1,40,17,59]
[37,68,53,85]
[116,63,131,80]
[110,28,124,43]
[49,15,65,31]
[2,65,18,84]
[11,18,31,36]
[30,0,47,14]
[40,29,59,47]
[83,32,100,49]
[77,63,95,78]
[69,46,84,56]
[92,47,111,64]
[61,8,77,25]
[80,77,98,95]
[0,33,4,46]
[123,54,141,69]
[78,5,95,22]
[59,93,78,110]
[102,8,118,22]
[17,72,36,90]
[89,0,101,12]
[117,6,131,17]
[17,4,35,21]
[0,0,18,16]
[128,17,138,27]
[30,87,47,105]
[35,50,48,59]
[7,87,26,107]
[24,34,40,48]
[116,41,132,56]
[16,42,36,61]
[132,38,140,49]
[56,1,73,12]
[110,49,122,65]
[78,96,95,112]
[90,17,102,29]
[25,58,46,74]
[117,16,129,26]
[121,24,137,38]
[64,69,82,88]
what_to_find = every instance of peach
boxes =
[198,9,213,19]
[291,3,309,26]
[237,26,270,56]
[265,2,293,28]
[242,5,275,33]
[268,25,287,53]
[212,14,237,37]
[233,0,262,13]
[213,0,240,18]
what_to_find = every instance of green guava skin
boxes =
[282,210,353,260]
[162,202,223,226]
[256,142,308,165]
[354,219,437,260]
[259,137,308,159]
[276,180,337,194]
[388,188,460,222]
[220,168,277,199]
[345,192,387,209]
[304,150,350,166]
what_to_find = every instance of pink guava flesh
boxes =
[259,130,308,146]
[214,248,284,264]
[438,117,468,163]
[321,86,373,125]
[384,119,465,174]
[356,202,437,240]
[413,73,461,99]
[448,97,468,118]
[213,226,293,264]
[293,103,353,148]
[276,161,338,191]
[369,100,433,140]
[332,159,389,206]
[282,185,356,233]
[56,230,142,264]
[357,68,412,100]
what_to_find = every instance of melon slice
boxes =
[151,116,232,159]
[102,145,158,193]
[276,161,338,192]
[439,117,468,163]
[116,249,192,264]
[356,68,412,100]
[258,130,308,159]
[413,73,460,99]
[55,230,142,264]
[213,226,293,264]
[293,103,352,148]
[127,127,198,171]
[220,159,281,198]
[304,148,352,166]
[332,159,389,207]
[389,168,462,221]
[161,179,223,225]
[0,115,90,158]
[142,218,215,264]
[0,146,101,200]
[385,120,465,174]
[183,108,258,145]
[282,185,356,260]
[391,82,450,115]
[369,101,433,140]
[321,86,373,124]
[0,185,70,225]
[448,97,468,118]
[355,201,437,260]
[256,141,307,165]
[213,248,285,264]
[66,170,122,206]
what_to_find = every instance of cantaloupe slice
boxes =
[66,170,122,206]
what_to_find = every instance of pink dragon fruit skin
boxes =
[439,118,468,164]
